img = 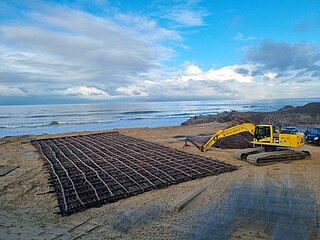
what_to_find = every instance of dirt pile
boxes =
[190,132,253,149]
[214,132,253,149]
[182,102,320,126]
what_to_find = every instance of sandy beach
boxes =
[0,122,319,239]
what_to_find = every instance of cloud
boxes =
[116,85,148,97]
[0,85,26,96]
[116,59,320,100]
[206,65,254,82]
[115,14,182,41]
[59,86,113,99]
[311,71,320,77]
[167,10,208,27]
[116,63,257,99]
[245,40,320,71]
[234,68,249,75]
[161,1,209,27]
[0,3,181,97]
[185,64,203,74]
[233,32,256,41]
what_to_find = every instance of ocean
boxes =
[0,98,318,137]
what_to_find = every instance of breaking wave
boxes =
[0,120,114,129]
[120,110,161,115]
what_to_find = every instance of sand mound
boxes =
[213,132,253,149]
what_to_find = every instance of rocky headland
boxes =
[182,102,320,126]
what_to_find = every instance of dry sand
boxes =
[0,122,319,239]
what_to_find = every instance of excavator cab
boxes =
[253,125,272,143]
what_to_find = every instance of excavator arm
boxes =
[185,123,255,152]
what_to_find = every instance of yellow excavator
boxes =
[184,123,310,165]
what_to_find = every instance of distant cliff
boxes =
[181,102,320,126]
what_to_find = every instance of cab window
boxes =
[255,126,271,140]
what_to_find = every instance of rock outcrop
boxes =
[182,102,320,126]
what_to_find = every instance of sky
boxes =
[0,0,320,104]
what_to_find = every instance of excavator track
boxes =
[234,148,264,160]
[246,150,310,166]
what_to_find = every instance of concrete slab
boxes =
[174,176,222,212]
[174,185,208,212]
[18,151,38,156]
[0,165,19,176]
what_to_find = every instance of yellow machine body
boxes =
[201,123,305,152]
[185,123,309,165]
[252,125,304,148]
